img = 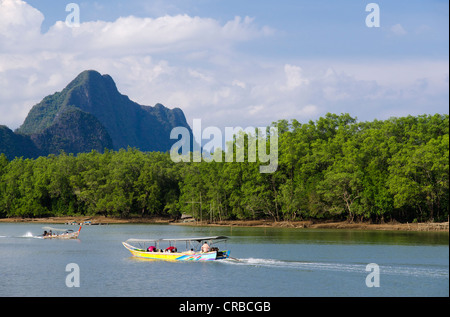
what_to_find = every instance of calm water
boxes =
[0,223,448,297]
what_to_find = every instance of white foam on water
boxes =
[17,232,42,239]
[241,258,365,273]
[223,257,448,278]
[381,264,449,278]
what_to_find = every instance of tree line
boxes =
[0,113,448,223]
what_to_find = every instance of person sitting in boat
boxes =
[201,242,210,253]
[43,230,48,236]
[165,246,177,253]
[147,246,156,252]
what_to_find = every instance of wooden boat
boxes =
[122,236,230,261]
[42,226,82,239]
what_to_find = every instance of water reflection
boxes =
[217,226,449,246]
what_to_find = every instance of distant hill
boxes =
[1,70,193,160]
[0,125,42,160]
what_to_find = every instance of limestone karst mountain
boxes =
[1,70,192,159]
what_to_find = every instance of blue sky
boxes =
[25,0,449,59]
[1,0,448,130]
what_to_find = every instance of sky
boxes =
[0,0,448,132]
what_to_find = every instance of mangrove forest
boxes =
[0,113,448,223]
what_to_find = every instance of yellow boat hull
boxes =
[122,242,229,261]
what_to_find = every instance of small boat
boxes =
[42,226,82,239]
[122,236,231,261]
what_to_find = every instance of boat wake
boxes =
[16,232,43,239]
[0,232,43,239]
[225,257,364,273]
[223,257,448,278]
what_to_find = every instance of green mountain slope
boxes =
[11,70,192,155]
[0,125,41,160]
[29,107,113,155]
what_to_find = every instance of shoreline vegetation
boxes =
[0,216,448,232]
[1,113,448,225]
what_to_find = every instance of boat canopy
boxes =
[126,236,228,244]
[125,238,159,244]
[42,226,73,232]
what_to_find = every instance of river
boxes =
[0,223,448,297]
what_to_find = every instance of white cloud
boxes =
[0,0,44,57]
[283,64,309,90]
[232,79,246,89]
[390,23,407,36]
[49,14,272,58]
[1,0,270,56]
[0,0,447,132]
[0,0,273,128]
[0,0,43,35]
